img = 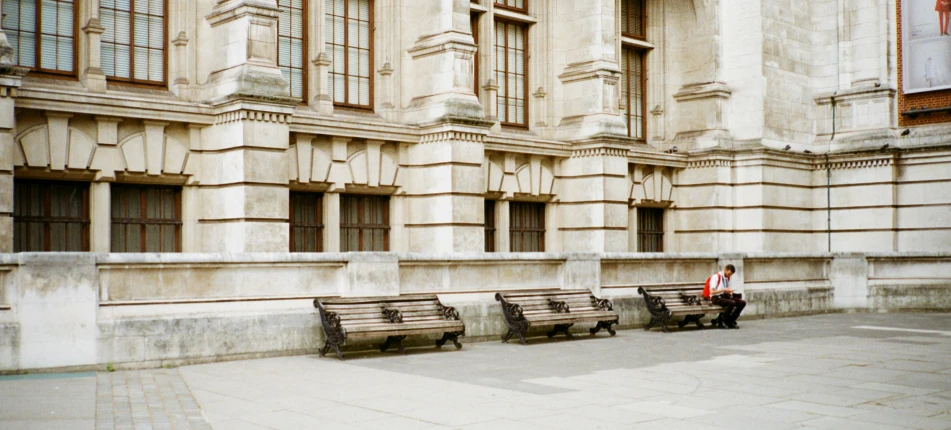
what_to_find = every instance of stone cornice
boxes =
[408,31,478,59]
[206,0,281,26]
[672,81,732,102]
[557,60,622,84]
[814,85,896,104]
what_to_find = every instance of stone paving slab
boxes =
[3,312,951,429]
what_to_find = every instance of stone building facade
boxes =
[0,0,948,256]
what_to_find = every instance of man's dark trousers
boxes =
[712,293,746,323]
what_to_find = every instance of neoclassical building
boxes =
[0,0,948,256]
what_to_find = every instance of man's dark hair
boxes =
[725,264,736,273]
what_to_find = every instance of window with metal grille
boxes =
[111,184,181,252]
[494,19,527,126]
[13,180,89,252]
[278,0,306,100]
[100,0,165,84]
[494,0,526,12]
[484,199,496,252]
[326,0,372,108]
[340,194,389,252]
[1,0,75,74]
[621,47,645,139]
[637,207,663,252]
[510,202,544,252]
[290,192,323,252]
[621,0,644,38]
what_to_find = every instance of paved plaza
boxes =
[2,312,951,429]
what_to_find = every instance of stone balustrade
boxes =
[0,252,948,372]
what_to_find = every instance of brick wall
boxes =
[898,0,951,126]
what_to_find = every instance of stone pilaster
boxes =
[404,127,485,252]
[402,0,483,124]
[203,0,289,102]
[79,1,107,93]
[0,22,25,252]
[557,144,630,252]
[198,105,294,252]
[552,0,627,141]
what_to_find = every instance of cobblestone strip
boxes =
[96,369,211,430]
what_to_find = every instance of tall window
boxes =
[111,184,181,252]
[471,12,479,99]
[510,202,544,252]
[13,180,88,252]
[278,0,306,100]
[494,0,526,12]
[637,207,663,252]
[326,0,372,108]
[1,0,76,74]
[340,194,389,251]
[621,0,645,38]
[290,192,323,252]
[100,0,165,84]
[484,199,496,252]
[621,48,645,139]
[494,20,527,126]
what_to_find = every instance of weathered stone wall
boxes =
[0,252,948,372]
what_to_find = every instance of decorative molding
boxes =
[816,158,893,171]
[687,159,734,169]
[215,110,290,125]
[571,147,628,158]
[672,81,732,103]
[420,131,484,144]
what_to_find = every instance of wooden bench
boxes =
[495,290,619,344]
[313,295,465,360]
[637,286,727,332]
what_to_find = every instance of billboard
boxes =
[903,0,951,93]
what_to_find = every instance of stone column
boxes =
[89,182,111,252]
[197,0,298,252]
[402,0,483,124]
[496,200,510,252]
[551,0,627,141]
[405,128,485,252]
[308,0,333,114]
[557,147,630,252]
[323,192,340,252]
[203,0,288,101]
[0,19,25,252]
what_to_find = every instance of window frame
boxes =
[289,191,324,252]
[340,194,390,252]
[494,0,527,13]
[621,45,647,141]
[110,183,182,253]
[13,179,90,252]
[326,0,374,110]
[494,18,529,128]
[509,201,545,252]
[99,0,168,86]
[277,0,307,102]
[637,207,664,252]
[2,0,79,77]
[621,0,646,40]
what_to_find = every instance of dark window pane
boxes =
[484,199,496,252]
[110,184,181,252]
[13,180,89,252]
[100,0,164,83]
[509,202,544,252]
[326,0,372,108]
[637,207,663,252]
[289,192,324,252]
[621,0,644,37]
[340,194,389,252]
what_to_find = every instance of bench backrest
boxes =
[637,286,712,308]
[316,295,451,327]
[498,290,605,314]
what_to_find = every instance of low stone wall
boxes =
[0,252,948,372]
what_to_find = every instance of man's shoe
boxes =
[725,321,739,329]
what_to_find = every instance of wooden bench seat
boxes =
[495,290,619,344]
[313,295,465,359]
[637,286,727,332]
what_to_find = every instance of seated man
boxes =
[703,264,746,329]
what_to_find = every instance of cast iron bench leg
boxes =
[547,323,573,339]
[502,329,514,343]
[436,332,464,349]
[590,320,618,336]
